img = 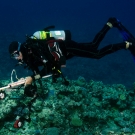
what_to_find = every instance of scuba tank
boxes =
[31,30,71,40]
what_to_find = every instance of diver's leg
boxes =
[66,17,122,53]
[66,40,130,59]
[91,17,121,49]
[92,42,127,59]
[91,24,110,49]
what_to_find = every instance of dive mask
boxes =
[11,51,20,59]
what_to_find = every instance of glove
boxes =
[31,74,41,80]
[34,74,41,80]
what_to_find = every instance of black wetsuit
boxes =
[65,25,126,59]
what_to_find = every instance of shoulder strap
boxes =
[47,39,66,66]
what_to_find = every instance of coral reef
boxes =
[0,76,135,134]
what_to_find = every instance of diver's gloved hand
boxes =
[34,74,41,80]
[31,74,41,80]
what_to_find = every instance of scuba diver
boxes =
[8,17,135,98]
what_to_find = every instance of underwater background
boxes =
[1,0,135,135]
